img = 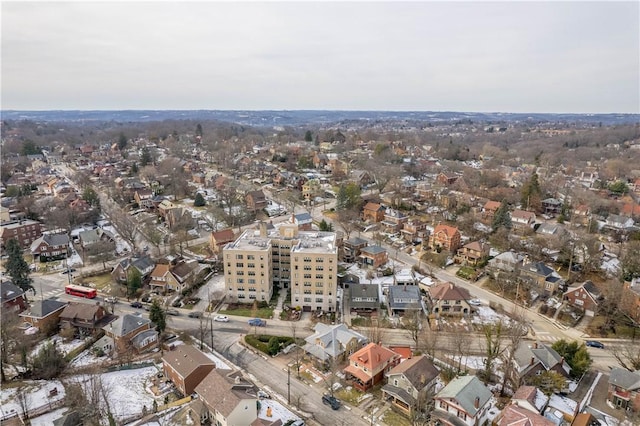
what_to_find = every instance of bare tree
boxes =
[418,317,440,359]
[449,331,472,374]
[403,312,423,350]
[84,240,116,269]
[110,210,138,248]
[16,384,31,423]
[290,321,303,379]
[480,320,506,384]
[610,341,640,371]
[334,209,360,241]
[361,317,388,344]
[500,310,528,396]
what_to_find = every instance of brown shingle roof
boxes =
[386,355,439,389]
[195,369,255,418]
[429,282,471,301]
[162,345,215,379]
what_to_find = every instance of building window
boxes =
[236,254,243,260]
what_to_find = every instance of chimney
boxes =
[533,342,538,349]
[560,356,564,366]
[474,396,480,409]
[530,357,535,366]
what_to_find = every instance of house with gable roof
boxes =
[19,298,67,331]
[455,240,490,266]
[343,342,401,391]
[303,323,368,365]
[432,375,493,426]
[563,281,601,316]
[388,285,423,317]
[362,202,386,223]
[496,404,555,426]
[483,200,502,222]
[103,313,158,355]
[162,344,216,396]
[520,261,565,295]
[59,302,115,336]
[381,355,440,416]
[428,282,472,316]
[359,245,388,269]
[30,233,69,261]
[1,281,28,317]
[607,367,640,412]
[509,342,571,387]
[511,385,549,414]
[428,224,462,253]
[511,209,537,231]
[349,283,379,313]
[209,228,236,255]
[194,369,259,426]
[111,255,155,284]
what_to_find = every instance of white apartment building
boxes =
[223,221,338,312]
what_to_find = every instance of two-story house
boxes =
[381,355,440,416]
[30,233,70,262]
[488,251,523,275]
[349,283,380,313]
[163,344,216,397]
[381,209,408,233]
[482,200,501,222]
[520,261,565,295]
[1,281,28,317]
[343,342,401,391]
[303,323,368,366]
[245,190,267,212]
[428,224,461,253]
[433,375,493,426]
[606,214,635,232]
[194,369,259,426]
[209,229,236,255]
[388,285,423,317]
[19,299,67,332]
[103,313,158,355]
[400,219,429,244]
[455,241,490,266]
[563,281,601,316]
[509,342,571,387]
[511,209,536,231]
[362,202,385,223]
[428,282,471,316]
[343,237,369,263]
[148,263,180,294]
[607,368,640,412]
[359,245,388,269]
[111,255,155,284]
[59,302,115,337]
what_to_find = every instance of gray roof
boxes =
[105,314,151,337]
[349,283,379,309]
[361,245,386,255]
[294,213,313,223]
[388,285,422,310]
[513,342,571,376]
[20,299,67,318]
[131,329,158,348]
[609,368,640,391]
[44,233,69,246]
[1,281,24,302]
[524,261,555,277]
[436,375,492,417]
[345,237,368,246]
[303,323,368,361]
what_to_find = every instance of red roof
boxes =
[349,342,398,370]
[433,224,460,237]
[429,282,471,301]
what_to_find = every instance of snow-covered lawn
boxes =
[472,306,511,325]
[68,348,110,368]
[0,380,65,420]
[30,336,88,358]
[29,407,69,425]
[68,365,158,421]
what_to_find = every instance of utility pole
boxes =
[287,365,291,405]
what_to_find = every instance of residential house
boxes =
[542,198,563,216]
[162,344,216,396]
[573,205,592,227]
[483,200,502,222]
[209,229,236,255]
[381,209,408,233]
[148,263,180,293]
[245,190,267,212]
[103,313,158,355]
[388,285,422,317]
[359,245,388,269]
[622,278,640,322]
[563,281,601,316]
[69,198,91,213]
[545,394,578,424]
[607,368,640,412]
[351,169,373,187]
[497,404,555,426]
[78,228,115,250]
[294,212,313,231]
[362,202,385,223]
[509,342,571,387]
[511,210,536,231]
[0,219,44,252]
[428,224,461,253]
[488,251,523,274]
[343,237,369,263]
[134,189,154,209]
[535,223,566,238]
[511,385,549,415]
[520,261,565,295]
[302,323,368,365]
[436,172,459,186]
[19,299,67,332]
[349,283,379,313]
[605,214,635,232]
[1,281,28,317]
[455,241,490,266]
[381,355,440,416]
[432,375,493,426]
[194,369,258,426]
[428,282,471,316]
[59,302,115,336]
[302,179,322,201]
[170,259,200,292]
[343,342,401,391]
[111,255,155,284]
[400,219,429,244]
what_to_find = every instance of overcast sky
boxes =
[2,1,639,113]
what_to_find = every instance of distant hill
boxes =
[1,109,638,126]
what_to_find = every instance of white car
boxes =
[469,299,482,306]
[214,315,229,322]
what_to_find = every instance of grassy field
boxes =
[219,307,274,318]
[77,272,113,290]
[381,409,411,426]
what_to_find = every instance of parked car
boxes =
[248,318,266,327]
[469,299,482,306]
[105,296,118,303]
[188,311,203,319]
[322,394,340,410]
[165,309,180,316]
[130,301,143,308]
[61,268,76,275]
[214,315,229,322]
[257,390,270,399]
[585,340,605,349]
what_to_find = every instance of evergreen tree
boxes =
[552,339,593,378]
[521,173,542,211]
[336,182,362,210]
[127,268,142,298]
[193,193,206,207]
[492,200,512,231]
[83,187,100,208]
[140,147,152,167]
[148,299,167,334]
[117,132,128,150]
[319,219,333,231]
[196,123,203,137]
[5,239,34,295]
[304,130,313,142]
[130,162,139,175]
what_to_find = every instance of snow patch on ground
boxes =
[30,336,88,358]
[0,380,65,420]
[472,306,511,325]
[258,399,302,425]
[29,407,68,425]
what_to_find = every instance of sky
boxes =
[2,1,639,113]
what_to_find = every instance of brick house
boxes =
[563,281,601,316]
[381,209,408,233]
[400,219,428,244]
[362,202,385,223]
[209,229,236,255]
[622,279,640,322]
[1,281,28,317]
[433,375,492,426]
[19,299,67,332]
[162,344,216,396]
[359,245,388,269]
[59,302,115,336]
[482,200,501,222]
[343,342,401,391]
[455,240,490,266]
[607,368,640,412]
[382,355,440,416]
[343,237,368,263]
[103,313,158,355]
[245,190,267,212]
[428,224,461,253]
[0,219,44,252]
[428,282,471,316]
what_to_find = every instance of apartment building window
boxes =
[304,297,311,303]
[248,279,256,284]
[237,287,245,291]
[249,288,256,292]
[316,298,323,303]
[304,266,311,271]
[315,283,323,288]
[248,263,255,268]
[236,262,244,268]
[304,282,311,287]
[315,290,323,295]
[227,262,231,268]
[304,274,312,279]
[316,258,324,263]
[248,271,256,276]
[315,274,323,279]
[237,278,244,284]
[226,254,230,259]
[236,254,243,260]
[316,266,324,271]
[237,271,244,276]
[304,290,311,295]
[303,257,311,262]
[247,255,255,260]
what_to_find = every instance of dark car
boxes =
[585,340,605,349]
[130,301,143,308]
[248,318,266,327]
[61,268,76,275]
[322,394,340,410]
[188,311,203,319]
[165,309,180,316]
